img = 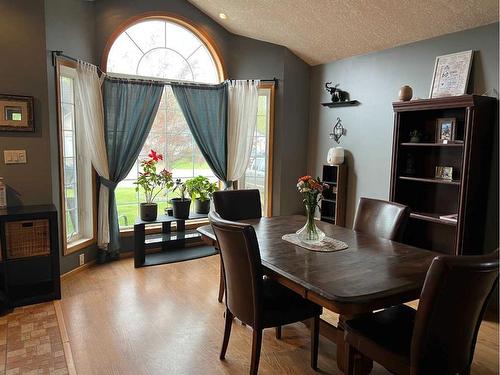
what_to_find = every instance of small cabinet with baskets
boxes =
[0,205,60,308]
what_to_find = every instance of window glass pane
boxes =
[125,20,165,52]
[62,103,74,131]
[138,49,194,80]
[165,22,201,59]
[188,45,219,84]
[61,76,74,103]
[107,33,143,75]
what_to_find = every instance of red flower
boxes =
[148,150,163,162]
[298,175,313,183]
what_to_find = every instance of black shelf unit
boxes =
[134,213,210,268]
[320,164,347,226]
[0,205,61,308]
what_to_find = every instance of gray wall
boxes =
[308,23,499,252]
[0,0,52,206]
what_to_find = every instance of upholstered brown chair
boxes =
[353,197,410,241]
[344,250,499,375]
[209,211,322,374]
[213,189,262,302]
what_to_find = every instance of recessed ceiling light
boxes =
[219,13,227,20]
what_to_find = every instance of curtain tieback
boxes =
[100,176,118,190]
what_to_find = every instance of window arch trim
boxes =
[101,12,226,82]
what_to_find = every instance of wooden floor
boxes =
[60,255,499,375]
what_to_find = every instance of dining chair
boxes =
[353,197,410,241]
[209,211,322,374]
[344,249,499,375]
[212,189,262,302]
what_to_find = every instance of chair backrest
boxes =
[213,189,262,221]
[209,211,263,327]
[411,250,499,375]
[353,197,410,241]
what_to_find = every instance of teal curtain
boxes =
[171,83,229,185]
[102,77,163,257]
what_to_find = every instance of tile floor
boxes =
[0,303,68,375]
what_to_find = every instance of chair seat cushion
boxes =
[262,278,322,328]
[345,304,416,374]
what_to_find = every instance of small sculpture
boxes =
[398,85,413,101]
[325,82,347,102]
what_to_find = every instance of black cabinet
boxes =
[0,205,61,308]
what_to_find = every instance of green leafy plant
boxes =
[134,150,173,204]
[173,178,189,201]
[185,176,218,202]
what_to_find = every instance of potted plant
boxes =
[171,179,191,219]
[185,176,218,214]
[135,150,173,221]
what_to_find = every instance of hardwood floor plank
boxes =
[60,255,499,375]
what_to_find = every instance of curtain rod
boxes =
[51,50,278,86]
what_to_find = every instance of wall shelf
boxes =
[321,100,360,108]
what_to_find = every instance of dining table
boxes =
[198,215,440,374]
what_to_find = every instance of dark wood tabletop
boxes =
[198,215,439,315]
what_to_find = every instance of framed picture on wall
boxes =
[0,94,34,132]
[429,50,473,98]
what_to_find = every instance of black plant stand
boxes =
[134,213,209,268]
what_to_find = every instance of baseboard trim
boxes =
[61,259,96,279]
[54,300,77,375]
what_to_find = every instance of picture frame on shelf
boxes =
[436,117,456,143]
[0,94,34,132]
[435,166,454,181]
[429,50,473,98]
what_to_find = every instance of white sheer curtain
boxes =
[227,80,260,182]
[75,61,110,249]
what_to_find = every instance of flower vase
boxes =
[296,204,325,244]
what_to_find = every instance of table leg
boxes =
[337,314,373,375]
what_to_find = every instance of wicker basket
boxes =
[5,219,50,259]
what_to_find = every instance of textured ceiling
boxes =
[188,0,499,65]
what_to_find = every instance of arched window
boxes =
[105,17,223,228]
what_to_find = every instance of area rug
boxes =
[0,302,70,375]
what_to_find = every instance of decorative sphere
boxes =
[398,85,413,101]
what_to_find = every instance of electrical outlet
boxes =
[79,253,85,266]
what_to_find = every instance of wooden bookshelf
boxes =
[320,164,347,226]
[390,95,496,255]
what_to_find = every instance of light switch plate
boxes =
[3,150,27,164]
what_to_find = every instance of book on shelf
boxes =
[439,213,458,223]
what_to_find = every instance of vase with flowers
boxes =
[135,150,173,221]
[296,175,329,243]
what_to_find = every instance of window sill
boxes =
[66,237,96,254]
[119,218,210,237]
